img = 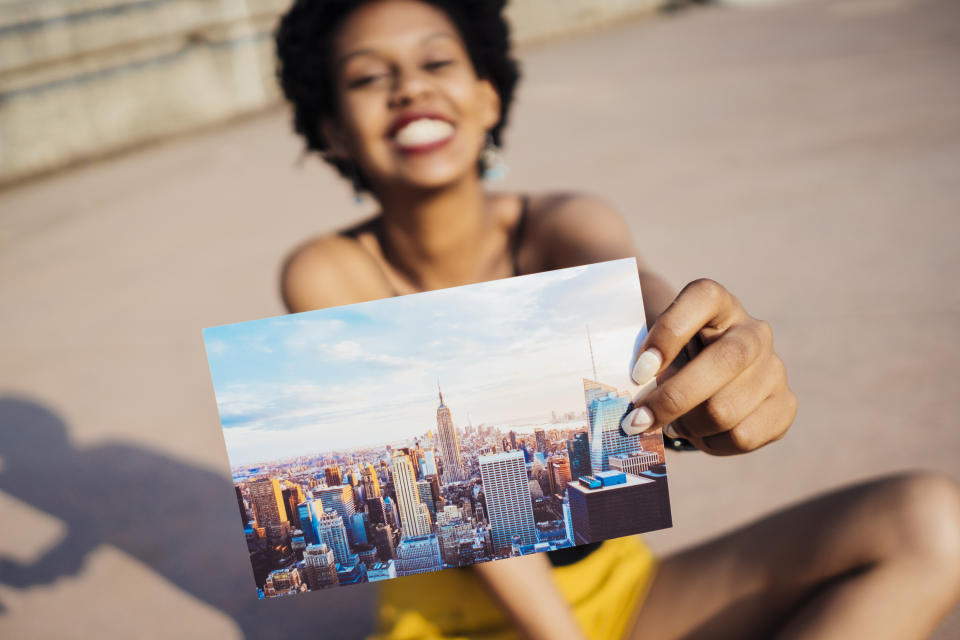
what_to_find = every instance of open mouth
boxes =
[391,118,455,153]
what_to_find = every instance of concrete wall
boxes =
[0,0,665,187]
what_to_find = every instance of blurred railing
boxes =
[0,0,665,187]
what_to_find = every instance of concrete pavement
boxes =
[1,0,958,636]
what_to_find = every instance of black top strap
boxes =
[511,195,530,276]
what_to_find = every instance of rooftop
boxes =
[478,450,526,463]
[569,472,654,493]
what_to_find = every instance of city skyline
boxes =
[205,259,648,466]
[238,374,672,597]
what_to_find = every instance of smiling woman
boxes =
[271,1,960,639]
[277,0,517,197]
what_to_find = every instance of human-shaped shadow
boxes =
[0,396,374,638]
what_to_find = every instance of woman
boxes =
[274,1,960,638]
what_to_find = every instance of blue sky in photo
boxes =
[204,258,648,466]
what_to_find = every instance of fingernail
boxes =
[663,423,680,439]
[620,406,654,435]
[631,348,662,384]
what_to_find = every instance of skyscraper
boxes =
[549,456,572,494]
[417,479,436,521]
[421,449,438,477]
[437,507,472,567]
[566,470,672,544]
[416,502,433,534]
[246,477,289,540]
[584,379,641,472]
[315,509,351,566]
[390,452,432,538]
[609,451,660,476]
[535,429,547,453]
[583,379,619,423]
[373,523,396,561]
[302,543,339,590]
[436,386,466,484]
[313,484,356,522]
[426,474,442,506]
[478,450,537,553]
[297,501,316,544]
[324,466,342,487]
[567,431,591,480]
[474,501,485,525]
[313,484,357,545]
[395,534,443,576]
[263,566,304,597]
[350,512,369,546]
[383,496,399,530]
[366,496,386,526]
[367,560,397,582]
[282,484,305,528]
[562,493,574,545]
[361,463,381,498]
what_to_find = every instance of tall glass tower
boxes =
[584,379,641,472]
[314,509,351,566]
[478,450,537,553]
[390,452,432,539]
[436,385,466,484]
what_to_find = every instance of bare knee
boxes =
[876,472,960,592]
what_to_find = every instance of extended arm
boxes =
[472,554,588,640]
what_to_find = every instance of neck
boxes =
[375,177,505,290]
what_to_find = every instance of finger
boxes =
[681,354,786,439]
[624,321,769,432]
[698,390,798,456]
[631,279,743,385]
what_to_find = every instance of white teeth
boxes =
[394,118,454,147]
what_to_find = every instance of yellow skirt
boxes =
[371,536,656,640]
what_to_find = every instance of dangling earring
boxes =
[481,134,508,181]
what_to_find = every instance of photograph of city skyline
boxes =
[203,258,673,597]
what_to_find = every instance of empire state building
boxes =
[436,385,466,484]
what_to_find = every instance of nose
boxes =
[388,65,434,108]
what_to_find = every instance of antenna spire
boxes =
[437,378,444,405]
[587,325,598,380]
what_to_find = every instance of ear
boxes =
[477,78,502,132]
[320,117,352,160]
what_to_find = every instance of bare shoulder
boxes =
[280,232,389,313]
[523,192,639,269]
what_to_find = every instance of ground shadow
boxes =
[0,396,375,638]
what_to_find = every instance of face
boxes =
[324,0,501,195]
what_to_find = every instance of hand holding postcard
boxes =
[203,258,672,598]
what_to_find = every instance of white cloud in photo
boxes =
[204,259,647,465]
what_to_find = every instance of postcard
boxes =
[203,257,672,597]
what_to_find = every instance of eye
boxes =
[424,60,454,71]
[347,74,387,89]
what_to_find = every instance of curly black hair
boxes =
[275,0,520,192]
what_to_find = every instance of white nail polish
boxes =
[632,349,662,384]
[663,423,680,439]
[621,406,654,435]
